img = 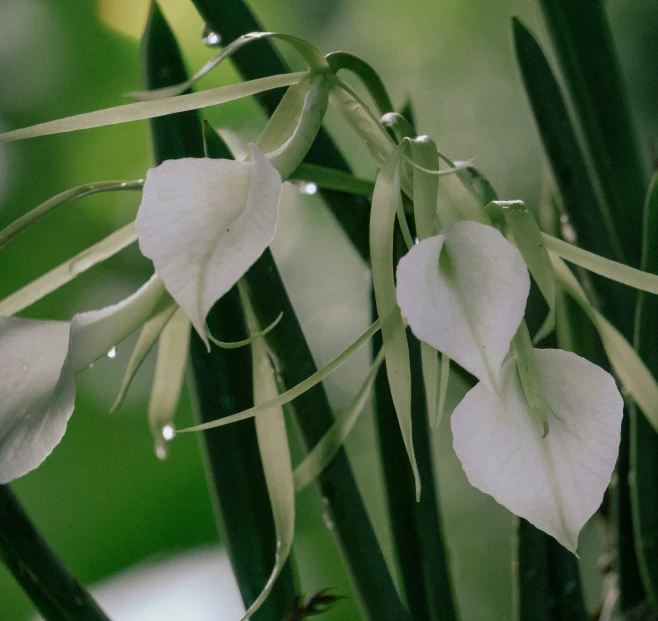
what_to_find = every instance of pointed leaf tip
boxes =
[396,220,530,389]
[452,349,622,552]
[135,145,281,343]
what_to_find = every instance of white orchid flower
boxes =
[396,219,530,390]
[0,275,168,483]
[395,218,624,552]
[451,348,622,553]
[135,144,282,347]
[0,143,283,484]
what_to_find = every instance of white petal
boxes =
[0,317,74,484]
[0,275,168,483]
[396,220,529,388]
[135,145,282,345]
[451,349,622,552]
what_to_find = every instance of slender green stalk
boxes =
[142,4,297,619]
[243,248,409,621]
[537,0,646,267]
[513,17,645,609]
[0,485,111,621]
[372,227,459,621]
[631,174,658,609]
[190,0,370,260]
[513,518,550,621]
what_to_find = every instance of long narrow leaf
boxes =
[551,254,658,432]
[294,348,385,492]
[370,151,420,499]
[0,223,137,316]
[180,319,380,432]
[0,180,142,250]
[545,234,658,294]
[0,73,306,143]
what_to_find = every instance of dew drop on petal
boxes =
[162,424,176,441]
[201,24,222,47]
[106,346,117,359]
[300,182,317,196]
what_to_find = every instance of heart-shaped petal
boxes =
[396,220,530,388]
[136,145,282,346]
[0,275,168,483]
[0,317,73,484]
[451,348,623,552]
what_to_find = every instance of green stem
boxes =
[142,4,297,619]
[0,485,111,621]
[537,0,647,267]
[243,248,409,621]
[513,518,550,621]
[630,174,658,609]
[513,17,645,609]
[190,0,370,260]
[373,322,459,621]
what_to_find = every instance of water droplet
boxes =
[155,444,167,460]
[300,182,318,196]
[106,346,117,359]
[202,24,222,47]
[162,424,176,441]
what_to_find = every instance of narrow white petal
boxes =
[0,276,168,483]
[451,349,622,552]
[135,146,281,345]
[0,318,73,484]
[396,220,530,388]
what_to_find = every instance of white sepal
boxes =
[396,220,530,389]
[451,349,623,552]
[0,275,168,483]
[135,145,281,346]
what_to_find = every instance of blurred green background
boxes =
[0,0,657,619]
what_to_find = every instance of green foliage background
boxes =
[0,0,656,619]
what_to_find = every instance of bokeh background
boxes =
[0,0,657,619]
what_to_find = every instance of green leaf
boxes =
[0,72,306,143]
[0,180,142,251]
[240,286,295,621]
[294,348,385,492]
[180,319,380,432]
[149,308,190,460]
[631,172,658,607]
[545,234,658,295]
[325,51,394,116]
[256,80,309,154]
[0,223,138,317]
[370,151,421,499]
[551,255,658,433]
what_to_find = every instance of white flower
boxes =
[396,220,530,389]
[0,275,167,483]
[452,348,622,553]
[395,218,623,552]
[135,144,281,346]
